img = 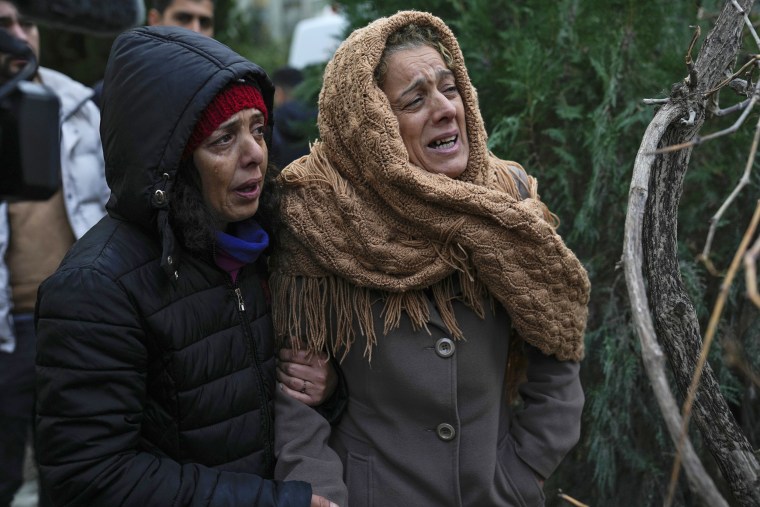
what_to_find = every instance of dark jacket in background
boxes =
[34,27,312,506]
[271,100,316,169]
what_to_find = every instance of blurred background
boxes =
[32,0,760,506]
[39,0,344,88]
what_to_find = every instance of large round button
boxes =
[435,337,455,358]
[436,423,456,441]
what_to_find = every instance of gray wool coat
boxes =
[275,287,584,507]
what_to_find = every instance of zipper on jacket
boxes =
[235,287,245,312]
[230,276,275,472]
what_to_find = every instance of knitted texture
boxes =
[185,82,267,155]
[270,10,590,362]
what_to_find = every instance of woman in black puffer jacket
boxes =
[34,27,345,507]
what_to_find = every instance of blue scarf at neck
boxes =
[214,219,269,265]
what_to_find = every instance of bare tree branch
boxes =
[712,97,750,117]
[652,80,759,155]
[699,103,760,272]
[637,0,760,504]
[624,103,729,507]
[626,0,760,505]
[643,98,671,105]
[703,55,760,97]
[745,203,760,308]
[557,490,591,507]
[733,0,760,46]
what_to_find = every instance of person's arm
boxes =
[508,344,584,480]
[274,383,347,507]
[35,266,311,507]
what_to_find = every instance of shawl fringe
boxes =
[271,270,489,361]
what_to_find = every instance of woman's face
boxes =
[381,45,469,179]
[193,107,268,230]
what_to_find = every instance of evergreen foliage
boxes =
[329,0,759,505]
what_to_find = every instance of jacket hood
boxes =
[100,26,274,231]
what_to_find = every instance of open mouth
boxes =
[234,181,260,197]
[429,135,457,150]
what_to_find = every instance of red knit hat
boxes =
[184,82,268,155]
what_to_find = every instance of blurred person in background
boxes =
[92,0,215,108]
[148,0,214,37]
[34,26,345,507]
[0,1,108,505]
[270,66,317,169]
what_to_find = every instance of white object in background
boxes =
[288,7,348,69]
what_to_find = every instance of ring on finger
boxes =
[299,378,307,394]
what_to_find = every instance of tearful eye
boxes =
[405,97,423,109]
[210,133,233,146]
[441,84,458,96]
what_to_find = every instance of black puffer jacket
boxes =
[34,27,310,506]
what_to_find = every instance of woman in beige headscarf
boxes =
[272,10,590,506]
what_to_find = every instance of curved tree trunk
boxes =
[641,0,760,504]
[626,102,729,507]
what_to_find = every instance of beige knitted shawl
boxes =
[270,10,590,362]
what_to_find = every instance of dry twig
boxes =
[746,219,760,307]
[557,490,590,507]
[733,0,760,47]
[652,75,760,155]
[702,55,759,97]
[686,25,702,87]
[697,104,760,272]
